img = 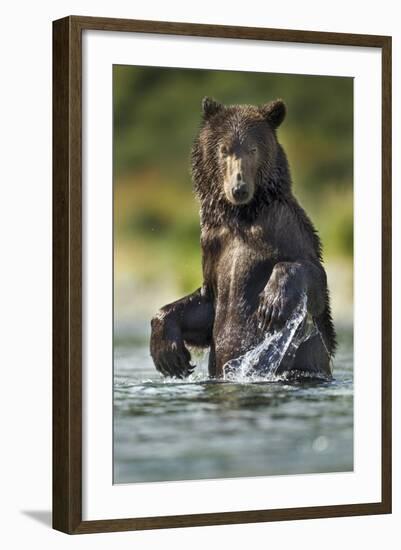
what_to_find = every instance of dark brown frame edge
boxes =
[53,15,392,535]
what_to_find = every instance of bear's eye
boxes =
[220,145,228,157]
[249,147,257,155]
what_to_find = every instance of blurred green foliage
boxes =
[113,65,353,298]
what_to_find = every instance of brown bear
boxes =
[150,97,336,379]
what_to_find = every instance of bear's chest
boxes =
[219,236,273,296]
[202,226,278,305]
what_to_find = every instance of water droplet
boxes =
[312,435,329,452]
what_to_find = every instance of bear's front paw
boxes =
[257,268,306,332]
[150,337,195,379]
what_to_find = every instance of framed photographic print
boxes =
[52,16,392,534]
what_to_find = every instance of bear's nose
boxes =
[232,181,248,201]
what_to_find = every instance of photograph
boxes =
[112,65,354,484]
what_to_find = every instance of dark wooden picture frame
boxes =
[53,15,392,534]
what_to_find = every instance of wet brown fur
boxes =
[150,98,336,379]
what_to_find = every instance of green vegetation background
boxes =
[113,65,353,330]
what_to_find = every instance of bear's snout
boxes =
[222,151,257,206]
[232,180,250,203]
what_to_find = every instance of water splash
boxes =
[223,293,319,381]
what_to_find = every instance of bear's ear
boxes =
[202,97,224,119]
[260,99,286,129]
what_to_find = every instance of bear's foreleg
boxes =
[150,287,214,378]
[257,261,327,332]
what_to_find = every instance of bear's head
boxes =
[192,97,287,212]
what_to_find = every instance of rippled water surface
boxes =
[114,330,353,484]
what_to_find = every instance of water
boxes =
[114,327,353,484]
